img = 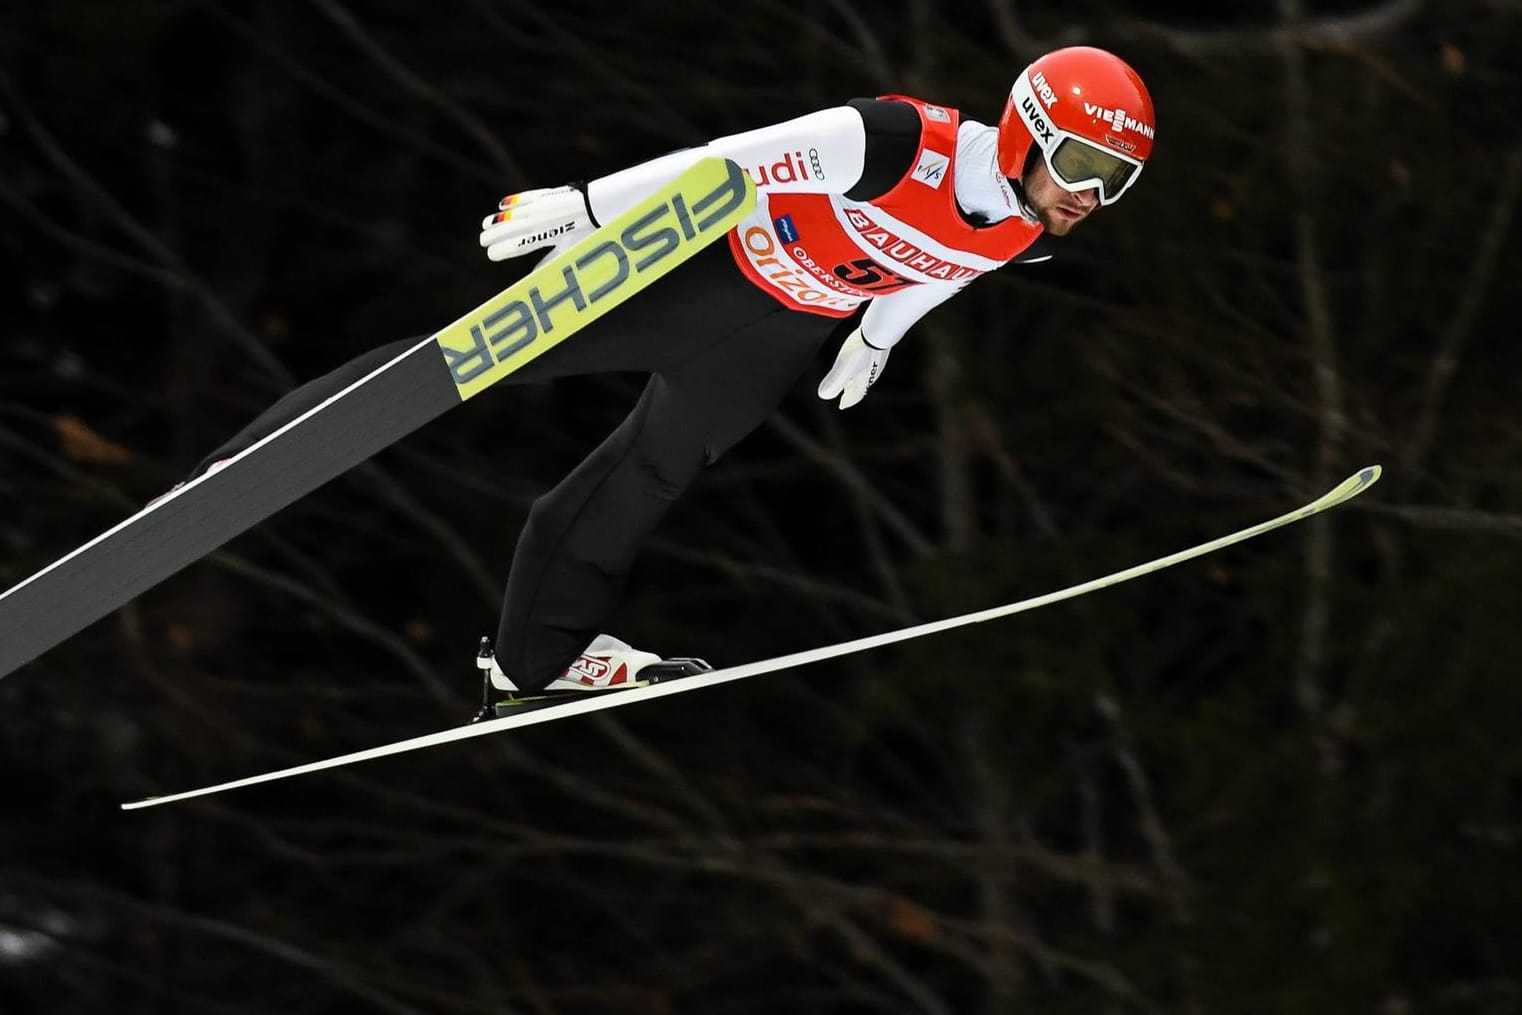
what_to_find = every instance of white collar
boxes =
[954,119,1037,225]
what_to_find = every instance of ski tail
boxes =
[0,158,755,680]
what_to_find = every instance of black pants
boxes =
[197,244,850,690]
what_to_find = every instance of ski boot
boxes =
[472,635,712,722]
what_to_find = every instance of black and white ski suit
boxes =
[196,98,1053,690]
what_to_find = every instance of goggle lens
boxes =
[1049,138,1138,203]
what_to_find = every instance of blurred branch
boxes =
[817,910,957,1015]
[1093,693,1193,922]
[0,179,191,291]
[927,339,976,553]
[15,874,442,1015]
[730,855,1149,1004]
[982,0,1037,58]
[1364,503,1522,538]
[475,0,707,146]
[0,418,151,512]
[981,0,1426,60]
[1429,978,1522,1008]
[1131,0,1427,56]
[960,707,1028,1002]
[824,0,895,87]
[589,716,736,835]
[202,551,458,707]
[309,0,527,186]
[753,830,1157,896]
[0,81,293,385]
[770,408,935,556]
[349,461,503,606]
[204,5,505,187]
[751,0,899,92]
[1278,0,1348,734]
[645,533,916,624]
[0,912,251,1014]
[1401,148,1522,493]
[815,405,919,613]
[1069,743,1117,935]
[1100,364,1302,488]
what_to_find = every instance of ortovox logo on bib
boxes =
[912,149,950,189]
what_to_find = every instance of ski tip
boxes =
[1313,464,1382,513]
[121,795,171,811]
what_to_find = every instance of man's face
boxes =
[1021,158,1098,236]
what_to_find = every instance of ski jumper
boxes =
[194,97,1052,691]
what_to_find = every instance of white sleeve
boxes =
[585,106,867,223]
[858,279,970,351]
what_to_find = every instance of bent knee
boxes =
[632,440,705,500]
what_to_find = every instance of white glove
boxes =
[817,327,891,409]
[478,185,594,263]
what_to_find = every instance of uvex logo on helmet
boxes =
[1019,95,1056,145]
[1031,70,1059,109]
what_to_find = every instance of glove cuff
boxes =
[569,181,601,229]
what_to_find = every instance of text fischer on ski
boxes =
[188,46,1157,698]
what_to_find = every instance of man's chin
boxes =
[1039,210,1079,235]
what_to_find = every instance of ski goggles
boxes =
[1043,136,1143,206]
[1009,76,1147,206]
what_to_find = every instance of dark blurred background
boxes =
[2,2,1520,1012]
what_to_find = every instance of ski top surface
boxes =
[121,465,1382,811]
[0,158,755,680]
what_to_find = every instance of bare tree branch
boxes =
[1402,148,1522,491]
[1278,0,1348,737]
[309,0,528,186]
[0,81,293,384]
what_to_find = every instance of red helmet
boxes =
[997,46,1156,206]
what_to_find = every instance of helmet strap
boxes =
[1009,147,1042,222]
[1007,176,1039,224]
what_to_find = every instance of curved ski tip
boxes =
[1316,464,1382,511]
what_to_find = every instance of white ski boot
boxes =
[475,634,711,720]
